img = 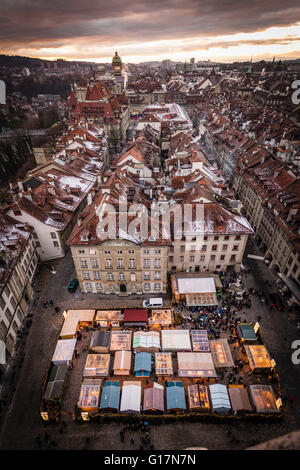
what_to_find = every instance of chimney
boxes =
[17,179,24,191]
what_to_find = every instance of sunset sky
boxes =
[1,0,300,63]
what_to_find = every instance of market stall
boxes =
[177,352,217,378]
[110,331,132,351]
[77,379,102,411]
[166,383,186,412]
[120,381,141,414]
[245,345,273,371]
[113,350,132,375]
[83,354,110,377]
[143,383,165,412]
[151,309,173,328]
[249,385,281,413]
[155,352,173,375]
[187,384,210,411]
[133,331,160,352]
[209,384,231,414]
[43,364,68,401]
[134,352,152,377]
[171,273,218,306]
[123,309,148,328]
[191,330,210,352]
[60,309,95,339]
[237,323,257,343]
[90,331,111,352]
[161,329,191,351]
[99,382,120,411]
[210,339,234,368]
[95,310,122,328]
[228,386,252,412]
[52,338,77,366]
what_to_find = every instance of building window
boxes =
[189,255,195,262]
[200,255,205,261]
[108,273,114,281]
[83,272,90,280]
[104,250,111,254]
[155,271,161,280]
[180,256,184,262]
[94,271,101,280]
[204,236,208,241]
[53,241,59,247]
[155,249,161,254]
[51,232,57,239]
[144,249,150,254]
[214,236,219,241]
[117,250,123,254]
[201,245,207,252]
[212,245,217,251]
[85,283,92,291]
[96,283,102,291]
[222,245,228,251]
[36,241,41,248]
[235,235,241,240]
[154,283,161,290]
[169,256,174,262]
[220,255,225,260]
[80,259,88,268]
[180,246,185,252]
[119,273,125,281]
[210,255,216,261]
[117,259,124,268]
[109,284,115,291]
[144,272,150,280]
[224,236,230,241]
[78,249,85,254]
[130,273,136,282]
[144,283,150,290]
[230,254,236,261]
[129,259,135,269]
[233,245,239,251]
[91,259,98,268]
[144,259,150,268]
[190,245,196,251]
[128,250,134,254]
[131,284,137,291]
[154,259,161,268]
[106,259,112,269]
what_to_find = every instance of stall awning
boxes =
[186,292,217,306]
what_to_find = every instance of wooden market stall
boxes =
[123,309,148,328]
[143,383,165,413]
[155,352,173,376]
[77,379,102,412]
[161,329,191,351]
[113,350,132,375]
[210,339,234,368]
[90,331,111,353]
[151,309,173,328]
[171,273,218,306]
[95,310,122,328]
[228,386,252,412]
[110,331,132,351]
[249,385,281,413]
[133,331,160,352]
[177,352,217,378]
[187,384,210,411]
[120,381,141,414]
[191,330,210,352]
[245,345,273,371]
[237,323,257,343]
[52,339,77,366]
[83,354,110,377]
[60,310,95,339]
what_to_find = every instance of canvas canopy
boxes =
[210,339,234,368]
[60,309,95,338]
[52,338,77,365]
[120,381,141,413]
[83,354,110,377]
[177,276,216,294]
[188,385,210,410]
[78,379,102,411]
[151,309,173,326]
[133,331,160,352]
[155,352,173,375]
[90,331,111,352]
[123,309,148,325]
[113,350,132,375]
[110,331,132,351]
[249,385,280,413]
[245,345,272,370]
[177,352,217,377]
[209,384,231,414]
[166,385,186,410]
[228,387,252,411]
[43,364,68,401]
[143,383,164,412]
[191,330,210,352]
[161,329,191,351]
[100,383,120,410]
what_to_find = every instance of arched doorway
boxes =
[120,284,126,293]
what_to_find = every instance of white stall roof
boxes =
[161,329,191,351]
[52,339,77,364]
[120,381,141,413]
[60,309,95,338]
[177,277,216,294]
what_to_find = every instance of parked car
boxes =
[270,293,284,311]
[68,278,79,292]
[143,297,163,308]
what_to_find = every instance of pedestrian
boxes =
[49,300,53,306]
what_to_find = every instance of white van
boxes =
[143,298,163,308]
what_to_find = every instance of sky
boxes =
[1,0,300,63]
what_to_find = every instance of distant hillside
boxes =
[0,54,97,68]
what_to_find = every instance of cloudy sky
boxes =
[1,0,300,62]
